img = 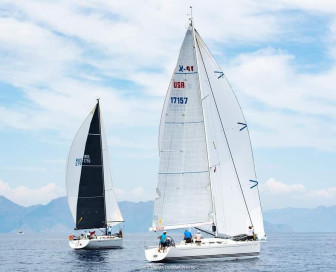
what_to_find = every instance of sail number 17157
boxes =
[171,97,188,104]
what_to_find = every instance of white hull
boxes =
[69,235,123,250]
[145,238,260,262]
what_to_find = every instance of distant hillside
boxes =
[263,205,336,232]
[0,196,154,233]
[1,195,335,233]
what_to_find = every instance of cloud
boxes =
[307,187,336,198]
[1,0,336,210]
[0,0,335,153]
[261,178,305,194]
[226,47,336,150]
[260,177,336,209]
[0,179,65,207]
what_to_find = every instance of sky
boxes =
[0,0,336,210]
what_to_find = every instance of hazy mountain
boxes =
[1,195,335,233]
[263,206,336,232]
[0,196,154,233]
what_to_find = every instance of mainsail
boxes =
[66,101,124,230]
[153,22,265,238]
[153,25,214,231]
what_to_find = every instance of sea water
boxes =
[0,232,335,271]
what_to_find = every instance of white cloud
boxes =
[0,179,65,207]
[0,0,334,152]
[226,47,336,150]
[1,0,336,210]
[260,177,336,209]
[261,178,305,194]
[307,187,336,198]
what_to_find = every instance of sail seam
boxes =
[158,170,209,175]
[165,121,204,124]
[78,196,104,199]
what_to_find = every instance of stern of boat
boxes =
[145,246,171,262]
[69,239,90,249]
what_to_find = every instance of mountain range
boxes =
[0,195,335,233]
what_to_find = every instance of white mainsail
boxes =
[66,103,124,228]
[153,25,214,231]
[153,23,264,238]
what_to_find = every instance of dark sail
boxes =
[76,101,106,229]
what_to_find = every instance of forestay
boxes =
[153,25,214,230]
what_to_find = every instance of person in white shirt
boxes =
[107,225,112,236]
[247,226,254,240]
[195,230,202,245]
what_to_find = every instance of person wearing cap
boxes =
[184,229,192,243]
[158,231,167,252]
[195,230,202,245]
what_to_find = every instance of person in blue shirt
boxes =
[158,231,167,252]
[184,229,192,243]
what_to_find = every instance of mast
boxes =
[151,16,213,231]
[96,99,108,234]
[191,15,218,236]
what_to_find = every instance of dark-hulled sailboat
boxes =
[66,100,124,249]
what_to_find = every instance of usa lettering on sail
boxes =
[173,81,185,88]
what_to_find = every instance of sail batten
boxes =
[150,221,213,231]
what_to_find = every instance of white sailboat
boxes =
[66,100,124,249]
[145,14,265,262]
[18,219,24,235]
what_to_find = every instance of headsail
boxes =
[153,21,264,238]
[153,25,214,231]
[66,101,124,230]
[195,30,265,238]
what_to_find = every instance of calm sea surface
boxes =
[0,232,335,271]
